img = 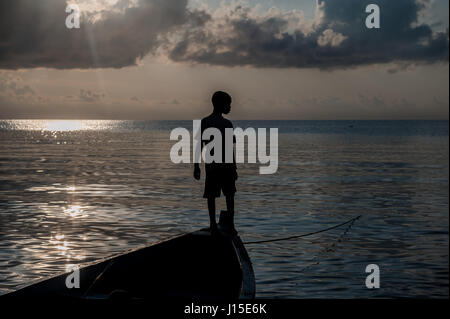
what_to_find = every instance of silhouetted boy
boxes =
[194,91,237,235]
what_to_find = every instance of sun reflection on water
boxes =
[0,119,125,131]
[63,205,88,218]
[49,234,69,255]
[43,120,84,131]
[49,233,86,262]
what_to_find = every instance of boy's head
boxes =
[212,91,232,114]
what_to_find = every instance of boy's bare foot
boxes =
[210,223,220,236]
[226,223,238,235]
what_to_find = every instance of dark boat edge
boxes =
[3,231,190,298]
[3,217,256,300]
[230,235,256,299]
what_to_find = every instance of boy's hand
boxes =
[194,166,201,180]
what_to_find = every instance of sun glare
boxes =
[43,120,84,132]
[64,205,88,218]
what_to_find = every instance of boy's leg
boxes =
[207,197,218,230]
[225,195,235,229]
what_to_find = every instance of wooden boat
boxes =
[5,212,255,300]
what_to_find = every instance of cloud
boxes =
[0,0,448,70]
[0,0,191,69]
[79,89,104,103]
[317,29,347,47]
[167,0,449,69]
[0,72,37,103]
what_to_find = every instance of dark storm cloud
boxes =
[168,0,449,69]
[0,0,448,70]
[0,0,193,69]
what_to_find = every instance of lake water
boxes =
[0,120,448,298]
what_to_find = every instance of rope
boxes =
[243,215,361,245]
[296,214,359,275]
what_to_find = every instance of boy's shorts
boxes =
[203,164,236,198]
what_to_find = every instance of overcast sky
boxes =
[0,0,448,120]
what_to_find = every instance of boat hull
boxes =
[5,227,255,300]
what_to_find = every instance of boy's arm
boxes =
[232,124,238,179]
[233,135,237,169]
[193,142,202,179]
[232,152,238,180]
[193,121,203,180]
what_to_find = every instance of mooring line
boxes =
[242,215,362,245]
[295,214,359,275]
